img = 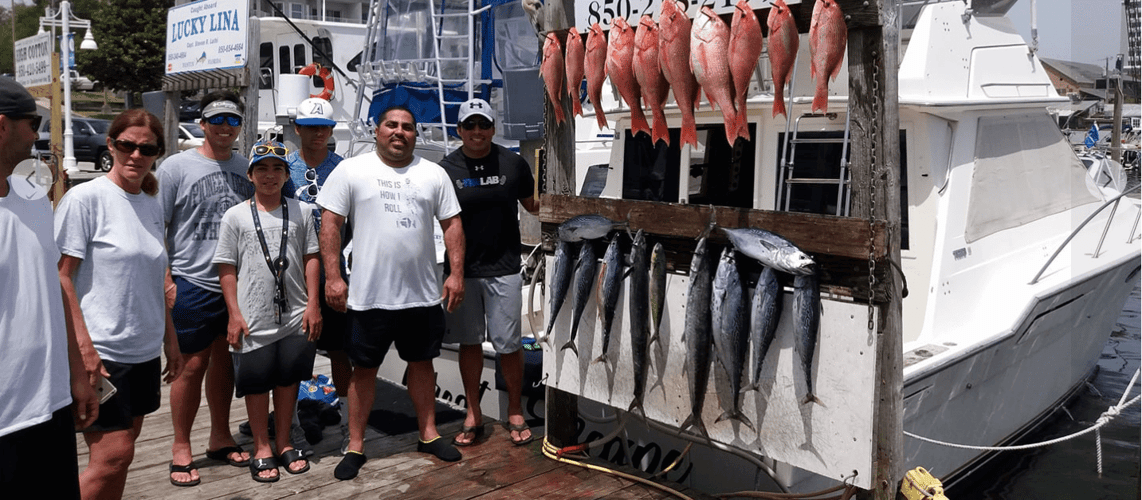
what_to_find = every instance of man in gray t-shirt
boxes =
[159,91,255,486]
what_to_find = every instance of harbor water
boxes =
[953,278,1141,499]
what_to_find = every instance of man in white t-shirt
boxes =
[316,106,466,480]
[0,76,97,496]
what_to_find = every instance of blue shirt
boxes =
[283,149,343,233]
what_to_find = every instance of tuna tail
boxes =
[627,396,644,416]
[592,352,609,364]
[800,393,825,407]
[812,80,829,114]
[560,339,579,356]
[715,410,755,432]
[679,413,709,438]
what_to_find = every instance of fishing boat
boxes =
[534,0,1140,495]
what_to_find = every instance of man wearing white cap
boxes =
[282,97,353,453]
[159,90,254,486]
[440,98,538,447]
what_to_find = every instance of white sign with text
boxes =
[165,0,248,75]
[15,32,53,88]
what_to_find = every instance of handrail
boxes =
[1030,185,1142,285]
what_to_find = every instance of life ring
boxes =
[298,63,334,101]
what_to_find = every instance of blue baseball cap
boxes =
[248,139,290,172]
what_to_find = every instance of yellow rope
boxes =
[541,437,695,500]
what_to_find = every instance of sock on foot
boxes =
[334,451,367,480]
[417,436,461,462]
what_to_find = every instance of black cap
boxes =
[0,77,36,116]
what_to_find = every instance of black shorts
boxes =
[170,276,228,354]
[0,407,80,497]
[347,306,445,368]
[315,294,349,352]
[83,358,161,433]
[232,335,317,398]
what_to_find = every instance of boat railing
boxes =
[1029,185,1142,285]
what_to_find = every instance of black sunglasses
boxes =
[5,114,42,131]
[113,139,161,157]
[206,114,242,127]
[460,119,493,131]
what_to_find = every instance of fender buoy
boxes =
[298,63,334,101]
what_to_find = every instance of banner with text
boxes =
[165,0,249,75]
[15,32,53,88]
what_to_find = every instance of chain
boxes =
[867,50,880,334]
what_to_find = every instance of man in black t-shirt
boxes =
[440,98,539,447]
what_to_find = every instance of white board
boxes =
[542,254,877,489]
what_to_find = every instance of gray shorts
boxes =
[443,274,523,354]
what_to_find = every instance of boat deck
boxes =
[80,356,711,499]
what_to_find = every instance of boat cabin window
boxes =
[621,123,756,208]
[776,130,910,249]
[259,42,274,89]
[967,113,1098,242]
[313,37,333,68]
[278,46,291,75]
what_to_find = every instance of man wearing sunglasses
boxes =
[0,76,95,497]
[157,90,256,486]
[282,98,353,453]
[439,98,539,448]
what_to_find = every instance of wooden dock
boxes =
[79,356,712,499]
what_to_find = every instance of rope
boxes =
[541,437,695,500]
[904,368,1141,456]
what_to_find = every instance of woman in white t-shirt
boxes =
[56,109,185,496]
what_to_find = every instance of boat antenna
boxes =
[1030,0,1039,53]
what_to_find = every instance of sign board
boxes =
[15,32,53,88]
[574,0,800,32]
[165,0,249,75]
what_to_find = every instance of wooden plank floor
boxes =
[79,355,712,499]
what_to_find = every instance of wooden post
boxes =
[846,0,903,498]
[542,0,580,449]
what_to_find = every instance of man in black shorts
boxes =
[316,106,466,480]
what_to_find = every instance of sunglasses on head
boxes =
[460,118,493,130]
[253,144,288,156]
[5,113,42,131]
[206,114,242,127]
[113,139,161,157]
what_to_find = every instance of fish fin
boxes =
[651,114,670,147]
[736,102,751,142]
[680,121,699,149]
[560,340,579,356]
[800,393,825,407]
[592,353,608,364]
[572,92,583,117]
[630,110,652,139]
[772,89,787,118]
[680,414,709,438]
[738,413,755,431]
[627,397,644,416]
[595,107,609,129]
[741,382,757,393]
[812,82,829,114]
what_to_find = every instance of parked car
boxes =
[34,117,112,171]
[69,70,95,91]
[179,100,202,121]
[178,122,204,151]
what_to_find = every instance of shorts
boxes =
[348,306,445,368]
[443,274,523,354]
[170,276,228,354]
[315,292,349,352]
[232,335,317,398]
[83,358,161,433]
[0,407,80,497]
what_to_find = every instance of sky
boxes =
[1006,0,1128,68]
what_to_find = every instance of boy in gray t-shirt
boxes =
[214,140,320,482]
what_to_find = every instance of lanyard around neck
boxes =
[250,198,290,323]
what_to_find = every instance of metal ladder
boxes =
[778,108,853,217]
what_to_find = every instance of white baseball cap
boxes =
[457,98,494,124]
[296,97,336,126]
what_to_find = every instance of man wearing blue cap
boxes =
[0,76,97,496]
[282,97,353,453]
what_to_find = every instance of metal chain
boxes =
[867,51,880,334]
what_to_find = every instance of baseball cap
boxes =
[296,97,336,126]
[0,77,36,116]
[202,99,244,119]
[457,98,494,124]
[248,139,290,172]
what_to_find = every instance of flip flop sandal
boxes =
[280,448,310,475]
[169,462,200,487]
[205,445,249,467]
[249,457,279,483]
[505,422,534,446]
[452,424,487,447]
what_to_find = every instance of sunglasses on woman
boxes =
[460,118,493,131]
[206,114,242,127]
[253,144,288,156]
[112,139,161,157]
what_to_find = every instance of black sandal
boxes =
[169,462,200,487]
[280,448,310,475]
[205,445,249,467]
[249,457,279,483]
